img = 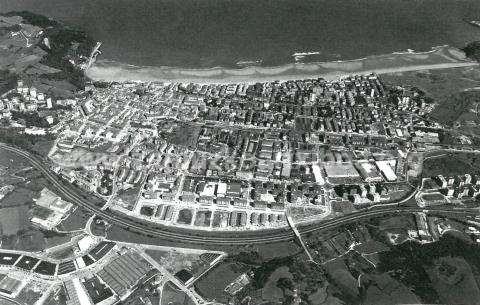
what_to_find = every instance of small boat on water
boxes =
[236,59,263,67]
[292,51,320,62]
[464,19,480,28]
[470,20,480,27]
[292,51,320,57]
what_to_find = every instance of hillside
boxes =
[0,11,96,97]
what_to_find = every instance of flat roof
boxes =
[324,163,359,178]
[376,160,397,181]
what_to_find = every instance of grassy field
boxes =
[145,249,215,282]
[0,152,45,251]
[427,257,480,305]
[194,262,245,302]
[382,66,480,129]
[354,240,389,255]
[0,206,29,235]
[382,66,480,102]
[168,124,201,150]
[362,273,421,305]
[366,215,417,246]
[422,152,480,177]
[324,259,359,302]
[57,207,92,232]
[421,193,446,201]
[31,140,54,157]
[161,282,194,305]
[0,148,90,250]
[47,247,75,260]
[43,231,74,248]
[116,185,141,211]
[0,186,35,207]
[0,148,31,170]
[430,91,480,126]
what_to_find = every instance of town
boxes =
[3,6,480,305]
[1,71,478,234]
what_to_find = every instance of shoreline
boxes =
[85,45,479,84]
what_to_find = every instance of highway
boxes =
[1,143,479,245]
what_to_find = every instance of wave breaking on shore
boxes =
[86,46,476,84]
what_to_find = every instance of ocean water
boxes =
[1,0,480,68]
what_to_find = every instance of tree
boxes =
[463,41,480,62]
[276,277,294,291]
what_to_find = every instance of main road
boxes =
[1,143,478,245]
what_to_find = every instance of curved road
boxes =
[1,143,478,245]
[0,296,23,305]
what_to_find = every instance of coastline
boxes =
[86,45,479,84]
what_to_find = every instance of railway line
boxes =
[1,143,478,245]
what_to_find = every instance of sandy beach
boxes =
[86,45,479,84]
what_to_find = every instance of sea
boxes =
[1,0,480,69]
